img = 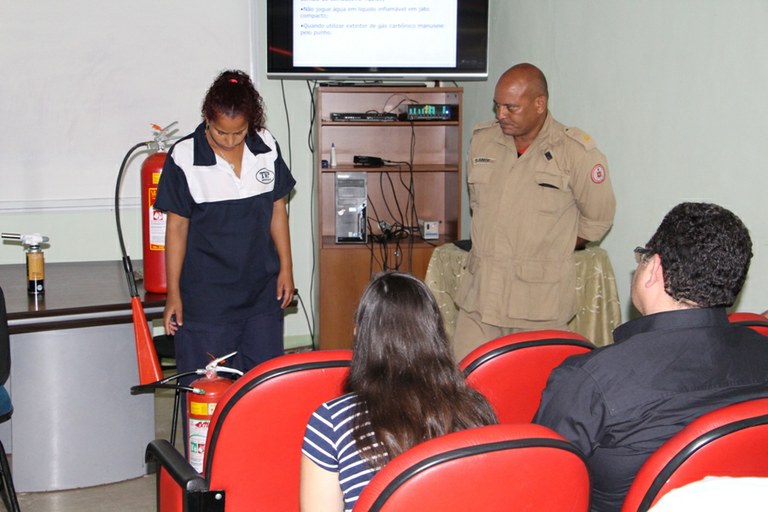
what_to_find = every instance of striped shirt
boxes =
[302,393,386,511]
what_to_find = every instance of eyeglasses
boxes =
[634,246,653,265]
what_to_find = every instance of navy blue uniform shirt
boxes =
[534,307,768,512]
[154,123,295,322]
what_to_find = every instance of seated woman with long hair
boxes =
[300,271,498,512]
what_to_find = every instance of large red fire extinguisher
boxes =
[141,151,168,293]
[187,352,242,473]
[127,121,177,294]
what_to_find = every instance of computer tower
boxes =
[335,172,367,243]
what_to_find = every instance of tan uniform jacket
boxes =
[456,114,616,329]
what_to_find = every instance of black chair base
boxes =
[0,440,20,512]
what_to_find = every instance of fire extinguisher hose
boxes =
[115,140,165,385]
[131,369,204,395]
[115,142,152,263]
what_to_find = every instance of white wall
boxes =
[0,0,256,208]
[0,0,319,344]
[458,0,768,319]
[0,0,318,343]
[2,0,766,343]
[0,0,256,261]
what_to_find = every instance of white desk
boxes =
[1,261,160,492]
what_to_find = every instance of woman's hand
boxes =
[163,293,183,335]
[276,269,295,309]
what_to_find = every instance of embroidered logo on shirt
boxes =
[255,168,275,184]
[591,164,606,184]
[473,157,495,165]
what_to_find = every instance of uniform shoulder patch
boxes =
[564,127,597,151]
[591,164,606,184]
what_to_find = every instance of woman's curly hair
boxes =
[201,69,265,135]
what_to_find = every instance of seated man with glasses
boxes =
[535,202,768,512]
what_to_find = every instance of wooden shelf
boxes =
[320,234,454,250]
[315,86,463,349]
[320,120,460,127]
[321,164,459,173]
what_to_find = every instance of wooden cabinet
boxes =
[315,86,463,349]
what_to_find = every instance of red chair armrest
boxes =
[147,439,226,512]
[146,439,207,493]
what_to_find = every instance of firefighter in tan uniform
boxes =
[454,63,616,360]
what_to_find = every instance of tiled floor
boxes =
[17,475,156,512]
[15,384,182,512]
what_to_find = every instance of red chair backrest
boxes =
[621,398,768,512]
[353,423,590,512]
[459,330,595,423]
[728,312,768,336]
[202,350,352,511]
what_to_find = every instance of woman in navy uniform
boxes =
[154,69,295,380]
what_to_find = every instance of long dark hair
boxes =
[201,69,265,135]
[346,272,497,468]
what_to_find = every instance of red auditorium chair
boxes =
[459,330,595,423]
[727,312,768,336]
[353,423,590,512]
[146,349,352,512]
[621,397,768,512]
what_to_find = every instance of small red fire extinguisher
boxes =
[140,122,178,294]
[187,352,242,473]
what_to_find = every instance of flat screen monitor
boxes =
[266,0,490,81]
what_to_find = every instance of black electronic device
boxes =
[266,0,490,81]
[331,112,398,122]
[406,104,457,121]
[353,155,385,167]
[321,81,428,88]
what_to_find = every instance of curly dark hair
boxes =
[201,70,265,135]
[644,202,752,307]
[346,272,497,468]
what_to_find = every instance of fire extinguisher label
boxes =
[190,401,209,416]
[147,186,167,250]
[188,419,210,473]
[148,187,158,208]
